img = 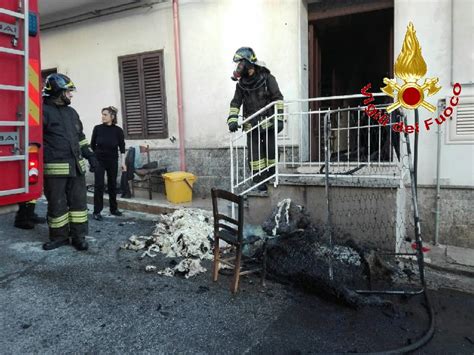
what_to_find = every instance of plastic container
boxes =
[162,171,197,203]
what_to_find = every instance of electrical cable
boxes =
[356,109,435,354]
[373,109,434,354]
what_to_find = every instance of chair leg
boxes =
[148,175,152,200]
[129,180,134,198]
[231,245,242,294]
[212,237,220,282]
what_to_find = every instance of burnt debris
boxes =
[262,200,393,308]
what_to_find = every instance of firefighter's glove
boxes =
[277,120,284,133]
[88,156,99,173]
[228,121,239,133]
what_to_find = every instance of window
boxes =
[118,50,168,139]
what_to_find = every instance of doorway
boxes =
[308,3,394,161]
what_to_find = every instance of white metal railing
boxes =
[230,93,405,196]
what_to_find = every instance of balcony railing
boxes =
[230,93,405,196]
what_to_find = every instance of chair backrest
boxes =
[125,145,150,170]
[211,188,244,244]
[139,145,151,165]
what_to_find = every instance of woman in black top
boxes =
[90,106,126,220]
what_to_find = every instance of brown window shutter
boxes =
[119,56,144,138]
[142,52,168,138]
[119,50,168,139]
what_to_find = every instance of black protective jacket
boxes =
[43,99,94,177]
[228,67,284,129]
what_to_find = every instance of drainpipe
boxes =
[173,0,186,171]
[434,99,444,245]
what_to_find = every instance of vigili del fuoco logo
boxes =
[360,22,462,134]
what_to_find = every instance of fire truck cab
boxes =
[0,0,42,214]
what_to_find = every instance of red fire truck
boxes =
[0,0,42,212]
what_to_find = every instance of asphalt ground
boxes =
[1,200,473,354]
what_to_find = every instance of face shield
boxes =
[231,60,255,81]
[231,60,246,81]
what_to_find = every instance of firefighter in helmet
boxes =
[42,73,98,251]
[227,47,284,192]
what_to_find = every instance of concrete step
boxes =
[86,191,214,215]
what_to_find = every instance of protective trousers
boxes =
[94,158,118,214]
[247,126,276,183]
[44,174,88,242]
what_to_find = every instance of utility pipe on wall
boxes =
[173,0,186,171]
[434,99,445,246]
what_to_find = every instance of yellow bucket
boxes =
[162,171,197,203]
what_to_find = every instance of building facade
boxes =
[39,0,473,247]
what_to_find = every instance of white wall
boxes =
[395,0,474,186]
[40,0,306,150]
[40,0,472,185]
[178,0,305,148]
[41,2,177,149]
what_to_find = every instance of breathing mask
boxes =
[231,60,254,81]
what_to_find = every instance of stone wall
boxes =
[407,186,474,248]
[246,182,400,251]
[246,182,474,250]
[84,147,474,249]
[84,147,232,197]
[147,148,231,198]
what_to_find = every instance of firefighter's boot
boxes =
[31,214,47,224]
[14,204,34,230]
[72,237,88,251]
[26,203,46,224]
[42,238,69,251]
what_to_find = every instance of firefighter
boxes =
[14,200,46,230]
[42,73,98,251]
[227,47,284,192]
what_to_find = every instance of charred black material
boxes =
[266,231,392,308]
[261,201,392,308]
[262,200,311,237]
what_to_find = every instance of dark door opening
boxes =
[308,5,394,161]
[318,9,393,98]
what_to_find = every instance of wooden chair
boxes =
[130,145,166,200]
[211,188,266,293]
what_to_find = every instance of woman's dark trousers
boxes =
[94,158,118,214]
